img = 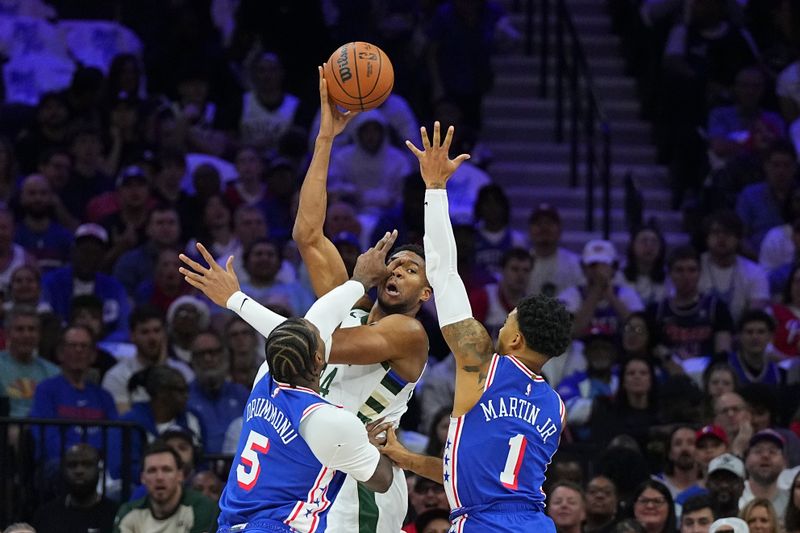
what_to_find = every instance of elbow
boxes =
[292,220,316,246]
[373,472,392,494]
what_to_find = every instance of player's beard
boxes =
[377,293,413,315]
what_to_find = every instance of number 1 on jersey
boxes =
[499,434,527,490]
[237,430,270,491]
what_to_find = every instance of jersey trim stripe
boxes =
[300,402,329,422]
[484,353,501,392]
[450,416,464,508]
[276,381,326,397]
[506,355,546,382]
[284,466,332,533]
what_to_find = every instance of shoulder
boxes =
[40,357,60,374]
[116,495,147,517]
[301,405,366,443]
[737,256,766,275]
[182,488,213,508]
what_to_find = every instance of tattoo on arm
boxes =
[443,319,493,386]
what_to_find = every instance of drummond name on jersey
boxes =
[245,396,299,445]
[479,396,559,443]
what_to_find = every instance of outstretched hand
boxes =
[351,230,402,290]
[405,121,470,189]
[178,242,241,308]
[317,65,359,140]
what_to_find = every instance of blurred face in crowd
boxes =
[669,428,697,471]
[790,268,800,306]
[142,452,184,505]
[191,332,227,392]
[764,151,797,193]
[670,258,700,297]
[622,315,649,354]
[72,237,106,280]
[147,209,180,247]
[7,314,41,361]
[357,121,384,154]
[203,195,231,232]
[585,338,616,373]
[633,487,669,533]
[476,189,507,228]
[744,503,776,533]
[10,266,40,304]
[585,476,617,519]
[71,132,103,168]
[738,320,772,358]
[38,95,69,128]
[72,307,104,338]
[155,370,189,415]
[131,318,165,364]
[0,211,13,249]
[265,165,296,199]
[154,250,182,292]
[192,164,221,199]
[226,318,257,355]
[632,229,661,266]
[171,303,202,339]
[622,359,651,397]
[420,517,450,533]
[245,241,281,283]
[118,177,149,210]
[235,148,263,184]
[235,208,268,245]
[745,441,785,486]
[165,435,195,476]
[501,257,532,294]
[748,404,771,433]
[695,437,727,474]
[548,485,586,531]
[158,160,186,194]
[252,54,284,97]
[63,444,100,498]
[706,224,738,260]
[39,151,72,188]
[58,327,95,375]
[20,174,54,218]
[583,261,615,287]
[529,215,561,252]
[680,505,714,533]
[191,471,222,503]
[714,393,748,438]
[410,477,448,515]
[325,202,360,237]
[178,78,209,107]
[706,470,744,509]
[733,68,764,110]
[707,368,735,399]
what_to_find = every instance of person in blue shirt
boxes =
[187,330,249,453]
[29,325,118,461]
[42,223,131,342]
[727,310,784,386]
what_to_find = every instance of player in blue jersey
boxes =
[180,233,401,533]
[378,122,574,532]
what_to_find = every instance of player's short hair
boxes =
[391,243,425,262]
[515,294,572,359]
[266,318,319,385]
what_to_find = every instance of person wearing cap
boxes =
[648,245,734,361]
[694,425,730,481]
[699,210,769,323]
[740,429,791,516]
[706,453,746,519]
[559,239,644,338]
[472,184,527,276]
[708,517,748,533]
[526,203,584,298]
[166,296,210,365]
[42,223,131,342]
[739,383,800,466]
[96,165,151,268]
[61,127,113,222]
[14,174,73,273]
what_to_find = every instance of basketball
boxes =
[323,41,394,111]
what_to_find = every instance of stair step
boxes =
[483,95,641,122]
[491,54,627,77]
[485,140,657,165]
[557,230,690,254]
[488,161,668,188]
[509,12,612,34]
[482,116,651,144]
[493,72,638,101]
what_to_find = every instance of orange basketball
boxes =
[323,42,394,112]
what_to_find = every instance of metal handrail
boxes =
[527,0,613,237]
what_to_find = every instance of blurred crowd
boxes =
[0,0,799,533]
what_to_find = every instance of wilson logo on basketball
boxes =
[336,47,352,82]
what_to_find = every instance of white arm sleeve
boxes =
[227,291,286,338]
[299,405,381,482]
[424,189,473,327]
[304,280,365,361]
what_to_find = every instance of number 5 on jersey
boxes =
[237,430,270,490]
[500,434,527,490]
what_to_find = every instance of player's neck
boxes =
[370,302,418,322]
[509,350,547,375]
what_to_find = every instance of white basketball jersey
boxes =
[321,308,422,533]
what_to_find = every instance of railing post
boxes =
[539,0,550,98]
[555,0,564,142]
[586,104,596,232]
[526,0,534,56]
[122,426,132,502]
[602,124,612,239]
[569,43,579,188]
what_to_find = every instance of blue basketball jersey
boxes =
[444,354,564,530]
[218,374,347,533]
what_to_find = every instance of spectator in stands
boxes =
[727,311,783,386]
[560,239,643,337]
[98,165,151,269]
[69,295,118,378]
[558,330,619,438]
[239,238,313,315]
[590,356,660,449]
[784,469,800,532]
[621,312,659,364]
[261,157,298,244]
[470,248,532,340]
[584,475,619,533]
[29,326,117,460]
[223,146,266,209]
[185,194,236,265]
[370,174,425,248]
[328,110,412,212]
[738,384,800,466]
[112,366,203,482]
[224,316,261,389]
[694,425,730,476]
[650,245,734,360]
[14,174,72,272]
[37,147,79,231]
[702,362,738,419]
[407,475,449,525]
[61,127,113,221]
[113,441,216,532]
[706,453,746,519]
[412,508,451,533]
[423,407,451,458]
[527,204,583,298]
[187,330,247,453]
[105,54,143,104]
[238,53,301,153]
[172,64,233,157]
[741,430,790,516]
[113,206,182,295]
[3,265,60,361]
[0,137,16,204]
[0,307,58,416]
[42,223,130,342]
[0,208,33,297]
[161,427,199,482]
[14,92,71,174]
[740,498,780,533]
[736,141,798,253]
[656,426,701,499]
[679,494,715,533]
[150,150,196,237]
[700,210,770,322]
[472,184,527,275]
[30,444,118,533]
[714,392,753,457]
[190,470,223,504]
[630,480,676,533]
[166,296,209,365]
[102,306,193,414]
[769,263,800,357]
[547,482,586,533]
[621,225,667,307]
[228,205,270,284]
[135,248,192,314]
[759,190,800,274]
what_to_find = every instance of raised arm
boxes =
[292,66,359,297]
[407,122,494,417]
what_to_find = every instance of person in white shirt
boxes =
[699,210,769,322]
[526,204,584,298]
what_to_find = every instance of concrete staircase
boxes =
[483,0,689,252]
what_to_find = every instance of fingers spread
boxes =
[196,242,220,270]
[420,126,431,151]
[432,121,441,148]
[405,140,423,158]
[178,253,206,273]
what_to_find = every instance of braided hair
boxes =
[266,318,320,386]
